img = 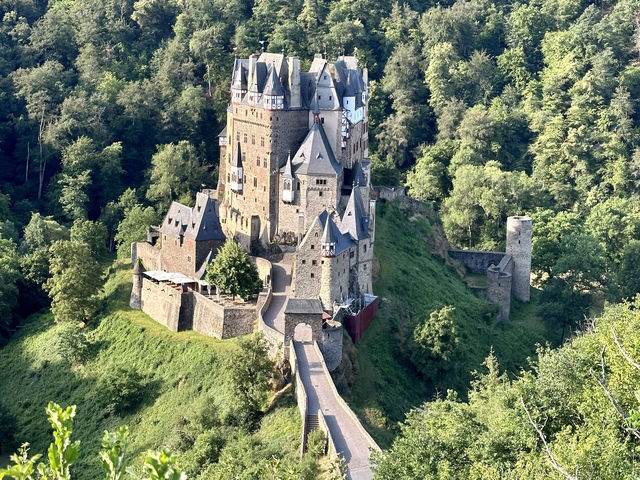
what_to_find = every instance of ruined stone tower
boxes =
[130,259,144,309]
[505,216,532,302]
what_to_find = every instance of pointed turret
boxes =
[230,142,243,193]
[262,65,285,110]
[341,185,369,241]
[321,215,337,257]
[282,152,295,203]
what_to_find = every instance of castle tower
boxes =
[130,259,144,309]
[230,142,243,194]
[320,216,338,312]
[505,216,532,302]
[486,264,512,321]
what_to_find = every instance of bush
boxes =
[0,404,17,454]
[305,429,326,459]
[54,323,90,366]
[95,366,147,414]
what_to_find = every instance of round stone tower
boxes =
[486,264,512,321]
[319,216,338,312]
[320,319,343,372]
[505,216,532,302]
[129,259,144,310]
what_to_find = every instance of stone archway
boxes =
[284,298,323,346]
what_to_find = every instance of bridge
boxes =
[260,254,379,480]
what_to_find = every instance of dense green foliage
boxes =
[349,202,561,447]
[0,261,318,479]
[372,299,640,480]
[0,404,188,480]
[205,240,262,301]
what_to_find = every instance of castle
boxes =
[130,52,376,343]
[449,215,533,320]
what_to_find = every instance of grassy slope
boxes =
[0,260,303,479]
[349,201,562,448]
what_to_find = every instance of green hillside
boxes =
[0,261,313,479]
[349,201,561,447]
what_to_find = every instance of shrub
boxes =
[95,366,146,415]
[305,429,326,459]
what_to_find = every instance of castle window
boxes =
[318,95,321,100]
[315,232,318,237]
[261,137,265,147]
[321,117,324,124]
[311,245,315,250]
[236,132,240,141]
[321,260,324,264]
[329,96,332,100]
[253,177,257,187]
[312,260,317,265]
[263,159,267,168]
[350,251,355,258]
[252,135,255,145]
[319,191,323,197]
[243,133,247,143]
[187,255,191,263]
[257,158,260,166]
[364,244,367,251]
[311,273,314,278]
[302,260,306,264]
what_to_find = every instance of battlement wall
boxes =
[140,278,182,331]
[448,250,508,274]
[132,242,161,270]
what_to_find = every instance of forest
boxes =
[1,0,640,476]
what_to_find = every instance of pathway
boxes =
[295,340,375,480]
[262,254,376,480]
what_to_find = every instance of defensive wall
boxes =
[140,278,182,331]
[447,250,508,274]
[139,277,256,339]
[447,215,532,320]
[373,186,406,201]
[132,242,161,270]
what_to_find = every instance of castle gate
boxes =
[283,298,323,346]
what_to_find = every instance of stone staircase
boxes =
[303,414,320,452]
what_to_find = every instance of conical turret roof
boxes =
[341,185,369,241]
[231,142,243,168]
[262,65,284,97]
[282,152,293,179]
[322,215,338,245]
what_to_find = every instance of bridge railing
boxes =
[312,341,381,453]
[289,344,308,458]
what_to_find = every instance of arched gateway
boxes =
[283,298,324,346]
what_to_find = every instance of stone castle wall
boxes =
[448,250,508,274]
[140,278,182,331]
[486,255,513,321]
[139,278,256,339]
[320,319,343,372]
[132,242,161,270]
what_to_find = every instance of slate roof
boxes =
[282,153,293,179]
[340,185,370,241]
[317,211,354,256]
[231,142,242,168]
[352,161,367,186]
[262,65,285,97]
[291,123,342,176]
[217,126,227,138]
[231,58,248,90]
[160,193,225,242]
[285,297,323,315]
